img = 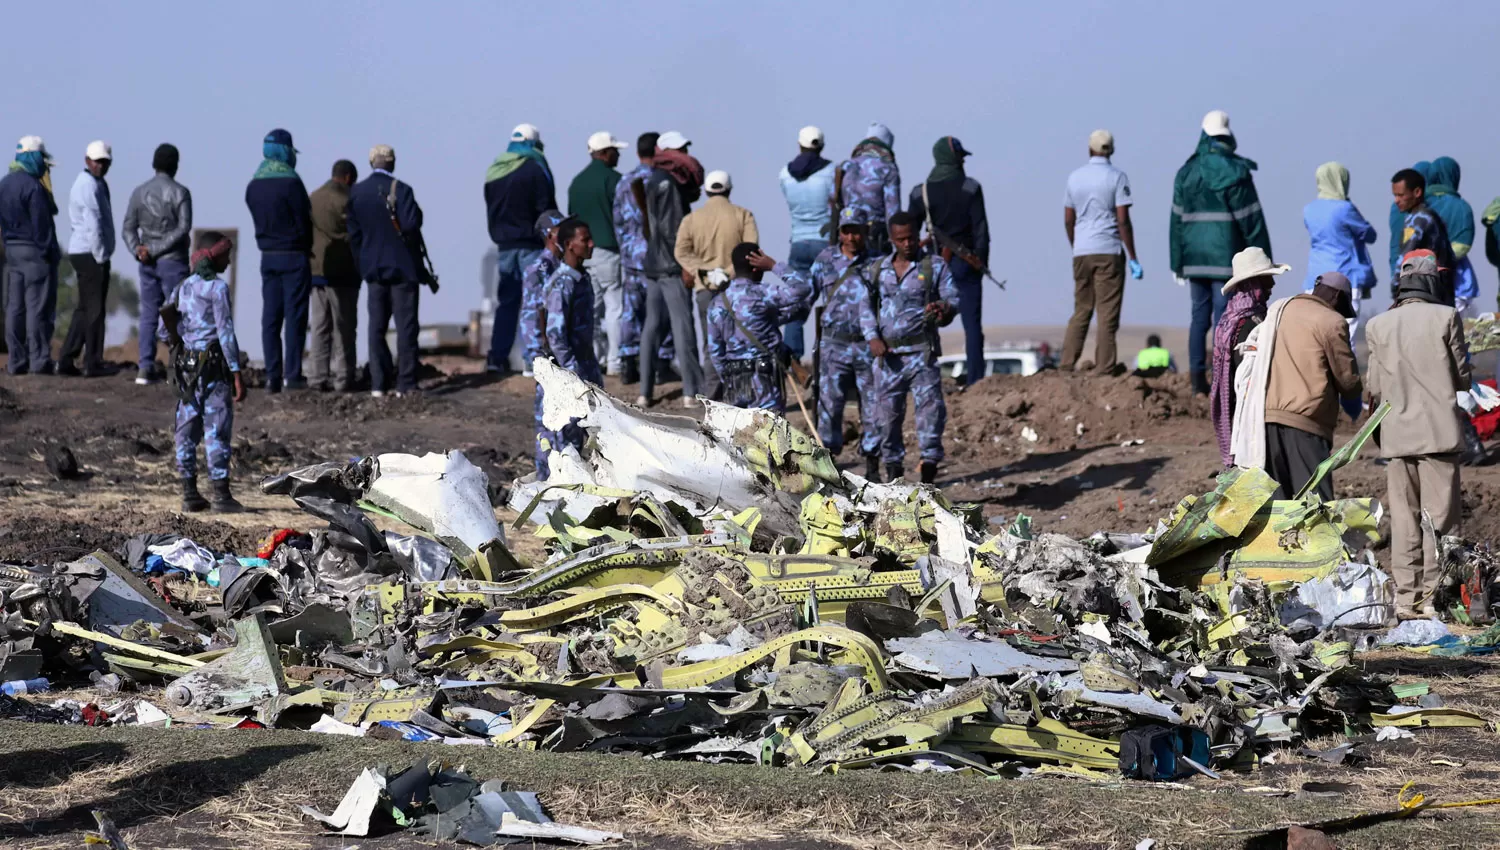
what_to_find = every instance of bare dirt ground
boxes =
[1,351,1499,848]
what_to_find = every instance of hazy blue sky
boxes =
[16,0,1500,356]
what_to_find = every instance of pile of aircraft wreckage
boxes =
[2,361,1495,781]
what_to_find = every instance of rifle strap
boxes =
[718,289,780,365]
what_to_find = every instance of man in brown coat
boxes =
[1262,270,1362,499]
[1365,250,1471,619]
[308,160,359,391]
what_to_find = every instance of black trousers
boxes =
[367,280,421,392]
[1265,423,1333,501]
[61,254,110,371]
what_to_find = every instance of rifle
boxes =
[920,182,1006,292]
[386,177,440,293]
[809,305,823,427]
[631,177,650,242]
[825,165,846,241]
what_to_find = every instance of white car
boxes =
[937,348,1048,380]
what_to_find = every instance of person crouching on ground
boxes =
[160,232,246,513]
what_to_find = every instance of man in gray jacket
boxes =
[1364,249,1472,620]
[638,131,702,408]
[122,143,192,384]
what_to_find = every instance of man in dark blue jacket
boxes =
[244,128,313,392]
[348,144,428,396]
[0,135,60,375]
[483,123,557,373]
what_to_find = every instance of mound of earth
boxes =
[946,371,1207,460]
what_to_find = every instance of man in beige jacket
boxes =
[1262,270,1362,499]
[1365,249,1471,619]
[675,170,757,400]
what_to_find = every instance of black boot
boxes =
[885,462,905,482]
[1190,369,1210,396]
[864,454,881,482]
[620,356,640,386]
[210,479,245,513]
[920,460,938,484]
[181,478,209,513]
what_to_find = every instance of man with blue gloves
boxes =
[1062,129,1141,374]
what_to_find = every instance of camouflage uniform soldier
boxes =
[837,123,901,256]
[519,210,565,373]
[863,211,958,484]
[535,219,602,477]
[160,232,246,513]
[812,207,882,479]
[612,134,672,384]
[705,242,812,411]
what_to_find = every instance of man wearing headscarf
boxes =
[0,136,60,375]
[1169,111,1271,396]
[1425,157,1479,313]
[122,143,192,384]
[612,131,674,385]
[638,131,705,408]
[836,123,901,256]
[1303,162,1376,338]
[485,124,558,374]
[907,137,990,386]
[1211,251,1279,466]
[159,232,245,514]
[244,128,313,393]
[1365,250,1471,619]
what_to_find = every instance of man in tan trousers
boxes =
[1365,249,1471,620]
[676,170,758,401]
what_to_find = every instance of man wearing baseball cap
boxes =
[0,135,60,375]
[676,168,758,403]
[1261,266,1361,500]
[245,128,314,392]
[485,123,557,374]
[1366,249,1471,619]
[567,132,628,375]
[58,141,115,376]
[1062,129,1141,375]
[1170,110,1272,395]
[348,144,430,397]
[779,125,838,360]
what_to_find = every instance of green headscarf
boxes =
[1315,162,1349,201]
[927,137,966,184]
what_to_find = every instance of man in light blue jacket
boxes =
[778,126,837,360]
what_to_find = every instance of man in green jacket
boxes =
[1169,110,1271,395]
[568,131,627,375]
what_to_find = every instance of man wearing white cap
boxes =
[0,135,60,375]
[1169,109,1272,395]
[837,123,900,256]
[484,123,557,373]
[58,141,116,376]
[567,131,629,374]
[676,169,759,402]
[779,125,838,360]
[1061,129,1140,375]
